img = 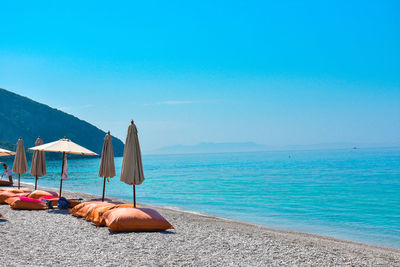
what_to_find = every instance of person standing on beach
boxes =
[1,163,13,184]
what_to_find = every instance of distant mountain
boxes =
[0,88,124,159]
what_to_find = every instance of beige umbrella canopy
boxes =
[98,131,116,201]
[30,138,98,155]
[0,148,15,157]
[29,138,98,196]
[120,120,145,207]
[12,138,29,189]
[30,136,46,190]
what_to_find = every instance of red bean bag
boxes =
[103,208,174,232]
[19,196,44,203]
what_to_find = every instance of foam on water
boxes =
[5,147,400,248]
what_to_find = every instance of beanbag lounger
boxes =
[27,190,58,199]
[4,193,29,205]
[70,202,112,218]
[103,208,174,232]
[0,180,13,186]
[70,202,92,216]
[0,191,16,204]
[70,201,99,216]
[20,188,33,193]
[86,204,134,226]
[5,196,19,205]
[67,199,81,208]
[74,202,115,218]
[10,196,48,210]
[0,188,32,193]
[70,200,123,217]
[0,188,31,194]
[0,191,24,204]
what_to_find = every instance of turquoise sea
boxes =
[3,148,400,248]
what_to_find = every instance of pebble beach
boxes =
[0,183,399,266]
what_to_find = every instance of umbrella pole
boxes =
[59,152,65,196]
[102,177,106,202]
[133,185,136,208]
[35,176,38,190]
[18,174,20,189]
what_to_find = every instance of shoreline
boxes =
[15,180,400,251]
[1,183,400,266]
[8,181,400,251]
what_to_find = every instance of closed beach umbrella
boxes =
[30,136,47,190]
[12,138,29,189]
[29,137,98,196]
[98,131,116,201]
[0,148,15,156]
[120,120,145,208]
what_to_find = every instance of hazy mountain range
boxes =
[1,88,397,159]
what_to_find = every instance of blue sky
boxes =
[1,1,399,151]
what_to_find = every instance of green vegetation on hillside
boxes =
[0,88,124,159]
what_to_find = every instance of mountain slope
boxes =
[0,88,124,158]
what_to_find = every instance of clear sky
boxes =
[1,1,399,151]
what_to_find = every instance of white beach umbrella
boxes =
[30,138,98,155]
[98,131,116,201]
[29,137,98,196]
[30,136,47,190]
[120,120,145,207]
[0,148,16,157]
[12,138,29,189]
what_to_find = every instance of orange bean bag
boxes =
[0,180,13,186]
[70,202,91,215]
[27,190,58,199]
[68,199,81,208]
[70,202,98,216]
[10,198,48,210]
[70,202,114,218]
[0,191,22,204]
[0,191,16,204]
[86,204,134,226]
[103,208,174,232]
[3,193,29,205]
[20,188,33,193]
[0,188,29,194]
[4,196,20,205]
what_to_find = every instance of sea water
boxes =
[5,148,400,248]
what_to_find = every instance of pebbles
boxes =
[0,184,399,266]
